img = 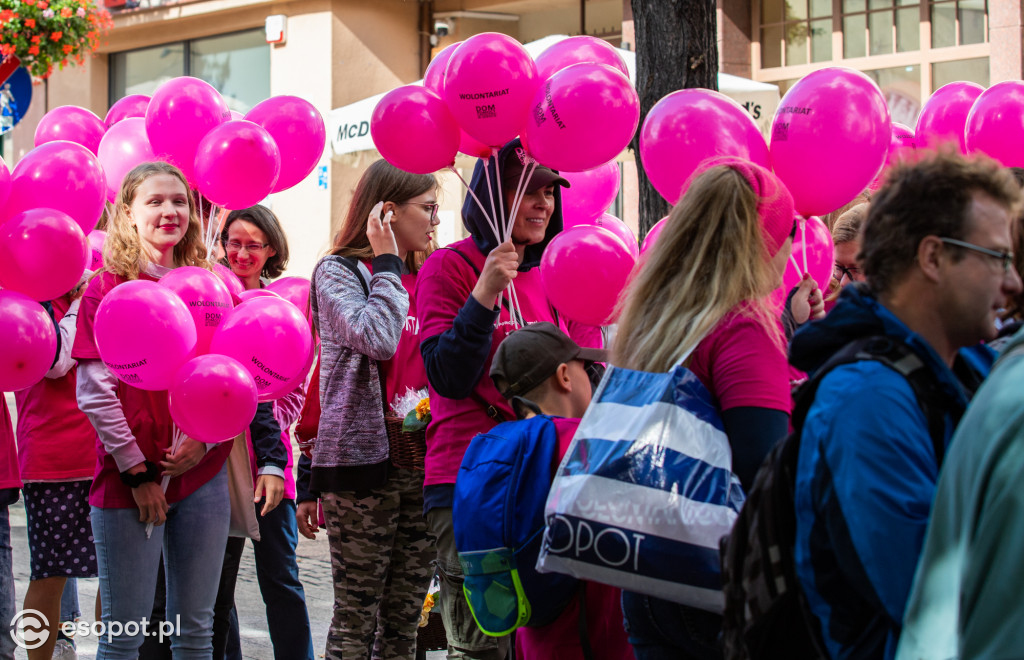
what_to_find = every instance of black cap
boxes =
[490,322,606,399]
[501,146,570,194]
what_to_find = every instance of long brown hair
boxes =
[331,159,437,273]
[613,166,782,371]
[103,161,210,280]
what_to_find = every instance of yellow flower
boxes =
[415,397,430,420]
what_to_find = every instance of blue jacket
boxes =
[790,284,993,660]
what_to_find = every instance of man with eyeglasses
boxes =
[788,151,1022,660]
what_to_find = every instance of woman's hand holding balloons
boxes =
[159,437,207,477]
[473,241,519,308]
[366,201,398,258]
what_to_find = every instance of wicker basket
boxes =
[417,611,447,652]
[385,415,426,470]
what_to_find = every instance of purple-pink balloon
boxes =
[770,67,890,217]
[535,36,629,81]
[264,276,311,314]
[423,41,461,97]
[640,216,670,255]
[871,122,917,191]
[159,266,234,355]
[105,94,150,128]
[87,230,105,270]
[561,161,621,226]
[917,81,984,154]
[168,354,258,443]
[443,32,539,147]
[34,106,107,156]
[0,290,57,392]
[93,279,198,390]
[590,213,639,260]
[0,208,88,302]
[209,295,313,402]
[540,225,637,326]
[146,76,230,183]
[214,263,245,298]
[640,89,769,205]
[3,141,106,233]
[523,63,639,173]
[371,86,460,174]
[97,117,157,203]
[194,120,281,210]
[237,289,282,303]
[966,80,1024,168]
[245,96,326,192]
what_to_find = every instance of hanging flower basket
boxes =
[0,0,113,81]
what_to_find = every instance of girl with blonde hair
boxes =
[73,161,232,659]
[612,159,797,660]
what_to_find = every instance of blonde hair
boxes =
[103,162,211,280]
[613,166,782,372]
[825,202,869,301]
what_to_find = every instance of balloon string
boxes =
[448,165,494,233]
[789,253,801,276]
[800,217,809,275]
[493,147,508,244]
[506,159,536,241]
[508,280,525,329]
[146,426,185,539]
[481,159,502,244]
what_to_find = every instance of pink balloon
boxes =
[230,110,244,121]
[264,276,311,314]
[540,225,637,326]
[3,141,106,233]
[209,296,313,402]
[459,130,493,159]
[105,95,150,128]
[0,209,88,302]
[781,216,834,294]
[146,76,231,182]
[966,81,1024,168]
[194,120,281,210]
[423,41,461,96]
[237,289,282,302]
[214,263,245,298]
[916,81,984,154]
[591,214,639,260]
[371,86,459,174]
[561,161,621,226]
[443,33,539,147]
[245,96,327,192]
[871,122,917,191]
[34,106,107,156]
[640,89,769,205]
[159,266,234,355]
[94,279,198,391]
[0,155,9,214]
[0,290,57,391]
[770,67,890,217]
[535,35,630,81]
[97,117,157,203]
[168,354,258,443]
[523,64,638,173]
[640,216,670,255]
[87,230,105,270]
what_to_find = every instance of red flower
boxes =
[31,35,41,43]
[50,31,63,41]
[60,7,73,17]
[28,45,40,55]
[0,44,14,56]
[25,18,36,27]
[63,44,73,53]
[25,0,37,6]
[0,9,14,22]
[38,1,48,9]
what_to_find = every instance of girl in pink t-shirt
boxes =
[612,159,797,660]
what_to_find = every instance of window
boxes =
[931,0,987,48]
[842,0,921,58]
[110,29,269,113]
[761,0,833,68]
[932,57,990,90]
[864,65,922,125]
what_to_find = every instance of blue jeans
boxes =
[621,591,723,660]
[0,505,14,660]
[61,579,81,621]
[92,468,229,660]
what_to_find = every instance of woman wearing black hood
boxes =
[414,138,590,658]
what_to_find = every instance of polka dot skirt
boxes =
[22,481,98,580]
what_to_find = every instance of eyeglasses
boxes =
[225,240,270,254]
[833,263,862,284]
[403,202,439,220]
[938,237,1015,273]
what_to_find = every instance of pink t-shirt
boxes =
[416,237,566,487]
[379,272,428,409]
[687,307,792,414]
[0,402,20,491]
[15,297,97,481]
[73,271,231,508]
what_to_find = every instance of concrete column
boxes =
[990,0,1024,83]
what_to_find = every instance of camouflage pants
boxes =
[321,468,434,660]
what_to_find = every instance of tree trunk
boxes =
[629,0,718,239]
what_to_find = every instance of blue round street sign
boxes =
[0,67,32,135]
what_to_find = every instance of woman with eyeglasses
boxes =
[826,203,869,310]
[302,159,439,659]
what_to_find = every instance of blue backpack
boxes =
[453,415,580,636]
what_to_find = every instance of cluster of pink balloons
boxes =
[371,34,639,175]
[34,78,327,211]
[89,267,313,439]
